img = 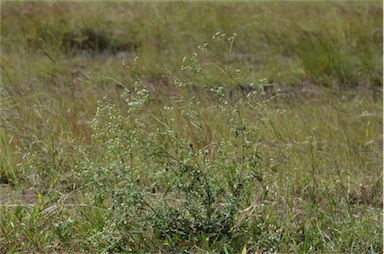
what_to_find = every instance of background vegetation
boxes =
[0,1,382,253]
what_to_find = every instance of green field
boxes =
[0,1,382,253]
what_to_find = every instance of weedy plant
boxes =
[77,34,284,252]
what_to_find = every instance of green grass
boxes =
[0,1,382,253]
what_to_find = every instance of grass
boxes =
[0,1,382,253]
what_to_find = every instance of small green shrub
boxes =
[83,87,272,252]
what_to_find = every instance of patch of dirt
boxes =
[143,75,383,104]
[0,184,37,205]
